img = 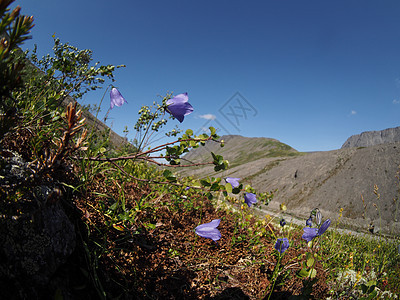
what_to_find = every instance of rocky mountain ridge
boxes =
[342,126,400,148]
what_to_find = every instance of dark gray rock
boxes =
[0,150,76,289]
[0,203,76,284]
[342,126,400,148]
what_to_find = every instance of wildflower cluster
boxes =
[298,208,331,282]
[107,91,267,244]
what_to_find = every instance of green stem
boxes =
[191,197,204,257]
[266,253,282,300]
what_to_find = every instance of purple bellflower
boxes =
[244,193,257,207]
[306,217,312,227]
[226,177,240,188]
[280,218,286,227]
[302,219,331,242]
[275,238,290,254]
[110,87,127,109]
[166,93,194,123]
[195,219,221,242]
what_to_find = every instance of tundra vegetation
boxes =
[0,1,399,299]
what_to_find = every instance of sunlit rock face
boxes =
[342,126,400,148]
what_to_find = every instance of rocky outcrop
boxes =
[0,150,76,296]
[341,126,400,148]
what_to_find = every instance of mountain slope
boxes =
[180,135,301,177]
[181,135,400,235]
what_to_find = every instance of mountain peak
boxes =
[342,126,400,148]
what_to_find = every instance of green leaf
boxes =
[225,183,232,193]
[200,179,211,187]
[145,223,156,230]
[192,181,201,187]
[306,257,314,268]
[186,129,193,136]
[297,268,309,278]
[163,170,173,178]
[210,182,220,191]
[110,202,118,211]
[209,126,216,135]
[118,212,129,221]
[232,184,243,194]
[211,152,217,162]
[214,165,222,172]
[170,159,181,166]
[308,268,317,278]
[223,160,229,169]
[244,184,253,193]
[163,169,176,182]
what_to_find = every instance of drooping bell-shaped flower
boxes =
[166,93,194,123]
[226,177,240,188]
[318,218,331,235]
[302,227,318,243]
[302,219,331,242]
[280,218,286,227]
[195,219,221,242]
[244,192,257,207]
[306,217,312,227]
[274,238,290,254]
[110,87,127,109]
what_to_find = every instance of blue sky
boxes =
[15,0,400,151]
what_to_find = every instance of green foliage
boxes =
[0,0,33,137]
[29,37,124,100]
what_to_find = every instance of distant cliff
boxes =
[341,126,400,148]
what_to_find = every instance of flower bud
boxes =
[315,210,322,225]
[11,6,21,18]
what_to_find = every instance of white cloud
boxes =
[199,114,216,120]
[393,99,400,104]
[351,110,357,115]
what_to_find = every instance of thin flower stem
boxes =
[266,254,282,300]
[75,136,217,162]
[191,198,204,257]
[88,85,109,143]
[136,106,163,152]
